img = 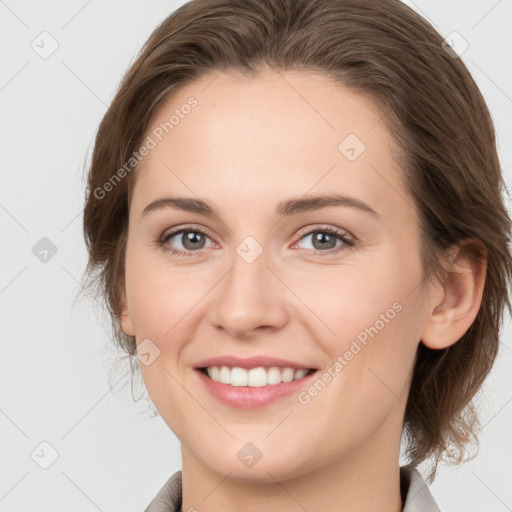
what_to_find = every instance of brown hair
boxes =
[81,0,512,482]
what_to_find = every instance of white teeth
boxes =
[231,367,248,386]
[267,367,282,385]
[294,368,308,380]
[281,367,295,383]
[248,367,267,387]
[219,366,231,384]
[205,366,312,386]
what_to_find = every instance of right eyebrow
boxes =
[142,197,216,218]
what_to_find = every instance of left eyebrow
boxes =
[276,194,380,218]
[141,193,380,219]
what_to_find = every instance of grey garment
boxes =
[145,464,441,512]
[401,465,441,512]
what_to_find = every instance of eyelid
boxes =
[293,223,355,243]
[160,223,216,240]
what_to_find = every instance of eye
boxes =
[156,227,215,257]
[293,226,354,255]
[155,224,355,257]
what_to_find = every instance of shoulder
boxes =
[144,470,182,512]
[400,464,441,512]
[145,466,441,512]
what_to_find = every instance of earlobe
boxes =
[420,239,487,350]
[120,307,135,337]
[118,285,135,337]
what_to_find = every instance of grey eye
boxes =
[168,230,212,251]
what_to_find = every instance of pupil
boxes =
[179,231,337,251]
[183,231,204,250]
[314,232,336,250]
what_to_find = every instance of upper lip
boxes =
[194,355,318,370]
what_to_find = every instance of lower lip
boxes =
[194,368,318,409]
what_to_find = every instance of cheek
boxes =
[124,255,203,427]
[301,251,421,402]
[291,254,408,346]
[124,245,203,341]
[295,298,419,459]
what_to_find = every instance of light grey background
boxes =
[1,1,511,510]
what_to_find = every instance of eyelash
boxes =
[155,224,355,258]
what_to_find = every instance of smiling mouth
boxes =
[198,366,317,387]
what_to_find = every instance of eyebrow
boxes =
[142,194,380,219]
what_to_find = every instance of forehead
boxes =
[131,69,411,222]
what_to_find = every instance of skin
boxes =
[119,68,486,512]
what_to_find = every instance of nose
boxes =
[206,245,289,339]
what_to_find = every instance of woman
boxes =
[82,0,512,510]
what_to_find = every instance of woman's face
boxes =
[120,69,432,481]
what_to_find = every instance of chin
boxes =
[194,437,315,484]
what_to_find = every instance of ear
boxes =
[118,280,135,337]
[420,239,487,350]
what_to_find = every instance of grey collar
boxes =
[145,465,441,512]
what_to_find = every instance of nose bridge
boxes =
[208,236,287,335]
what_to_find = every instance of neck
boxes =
[180,419,404,512]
